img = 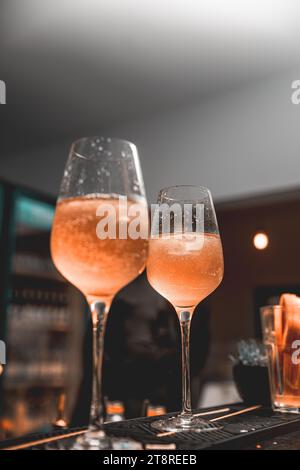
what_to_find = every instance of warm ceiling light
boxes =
[253,232,269,250]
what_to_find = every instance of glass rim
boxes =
[158,185,212,202]
[71,136,138,159]
[260,304,300,314]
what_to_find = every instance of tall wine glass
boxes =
[147,185,223,432]
[51,137,148,448]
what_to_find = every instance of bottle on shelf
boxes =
[146,404,166,417]
[105,401,125,423]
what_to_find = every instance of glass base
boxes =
[273,404,300,414]
[72,428,112,450]
[151,413,221,433]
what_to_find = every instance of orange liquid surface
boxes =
[147,232,223,310]
[51,195,148,301]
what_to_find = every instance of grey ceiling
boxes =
[1,0,300,153]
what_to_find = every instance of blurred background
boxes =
[1,0,300,438]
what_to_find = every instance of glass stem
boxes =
[179,310,192,418]
[89,301,108,429]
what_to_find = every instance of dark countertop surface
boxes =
[1,403,300,450]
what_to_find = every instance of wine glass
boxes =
[147,185,223,432]
[51,137,148,448]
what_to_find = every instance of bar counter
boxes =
[2,403,300,450]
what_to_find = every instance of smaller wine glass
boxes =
[147,185,224,432]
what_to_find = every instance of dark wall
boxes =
[211,192,300,345]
